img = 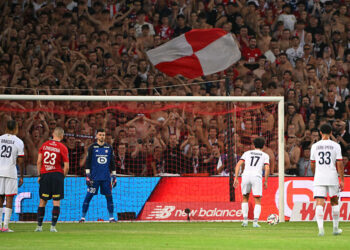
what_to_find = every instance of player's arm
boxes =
[62,145,70,177]
[63,161,69,177]
[233,159,244,188]
[17,156,24,187]
[264,163,269,189]
[85,145,93,174]
[337,160,344,191]
[37,153,42,182]
[109,147,117,187]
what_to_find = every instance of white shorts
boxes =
[0,177,18,196]
[313,185,339,199]
[241,175,262,197]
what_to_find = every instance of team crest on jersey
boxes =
[105,150,108,153]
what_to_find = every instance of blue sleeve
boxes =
[85,145,93,171]
[109,145,116,172]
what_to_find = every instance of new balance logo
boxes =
[146,206,176,219]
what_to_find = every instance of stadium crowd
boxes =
[1,0,350,177]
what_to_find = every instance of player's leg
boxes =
[241,176,251,227]
[329,186,342,235]
[0,177,5,230]
[314,185,326,236]
[35,199,48,232]
[2,177,18,232]
[50,173,64,232]
[101,180,115,222]
[0,195,4,230]
[50,200,61,233]
[252,177,263,228]
[36,174,50,232]
[80,181,98,222]
[2,195,14,232]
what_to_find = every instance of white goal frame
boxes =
[0,95,285,222]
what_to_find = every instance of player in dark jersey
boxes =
[79,129,117,223]
[34,127,69,233]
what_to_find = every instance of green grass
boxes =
[1,222,350,249]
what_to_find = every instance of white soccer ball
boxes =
[267,214,279,225]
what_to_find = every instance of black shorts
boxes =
[39,172,64,201]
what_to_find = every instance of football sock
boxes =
[253,204,261,223]
[316,205,324,230]
[82,192,94,218]
[52,206,60,226]
[106,195,114,218]
[242,202,248,221]
[0,207,3,227]
[332,205,340,229]
[37,207,45,226]
[3,208,12,229]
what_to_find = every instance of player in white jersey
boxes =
[234,137,269,228]
[0,120,24,232]
[310,123,344,236]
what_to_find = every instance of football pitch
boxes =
[1,222,350,249]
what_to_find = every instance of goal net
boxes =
[0,95,284,222]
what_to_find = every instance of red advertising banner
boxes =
[290,202,350,221]
[138,202,251,221]
[140,177,350,221]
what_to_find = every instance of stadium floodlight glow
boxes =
[0,95,285,222]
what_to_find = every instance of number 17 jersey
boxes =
[240,149,270,178]
[311,139,342,186]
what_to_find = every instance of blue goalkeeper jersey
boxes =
[86,142,116,181]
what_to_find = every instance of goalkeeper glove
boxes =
[86,174,93,187]
[111,175,117,188]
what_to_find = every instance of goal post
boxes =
[0,95,285,222]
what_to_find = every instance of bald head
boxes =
[53,127,64,141]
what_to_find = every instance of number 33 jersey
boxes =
[0,134,24,179]
[311,139,342,186]
[86,143,115,181]
[240,149,270,178]
[39,140,69,174]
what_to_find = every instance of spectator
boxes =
[298,147,313,177]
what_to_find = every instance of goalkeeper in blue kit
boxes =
[79,129,117,223]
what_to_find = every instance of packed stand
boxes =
[0,0,350,177]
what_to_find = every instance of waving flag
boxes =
[146,29,241,79]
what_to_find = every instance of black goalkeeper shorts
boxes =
[39,172,64,201]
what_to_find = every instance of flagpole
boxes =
[225,77,235,202]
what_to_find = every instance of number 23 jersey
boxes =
[39,140,69,174]
[0,134,24,179]
[240,149,270,178]
[311,139,342,186]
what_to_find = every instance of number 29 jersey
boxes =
[39,140,69,174]
[311,139,342,186]
[240,149,270,178]
[0,134,24,179]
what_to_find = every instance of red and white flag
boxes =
[146,29,241,79]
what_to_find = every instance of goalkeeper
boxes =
[79,129,117,223]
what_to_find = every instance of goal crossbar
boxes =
[1,95,285,222]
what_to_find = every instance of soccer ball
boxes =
[267,214,279,225]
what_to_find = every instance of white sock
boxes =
[332,205,340,230]
[3,208,12,229]
[0,208,3,227]
[254,204,261,222]
[242,202,248,221]
[315,205,324,231]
